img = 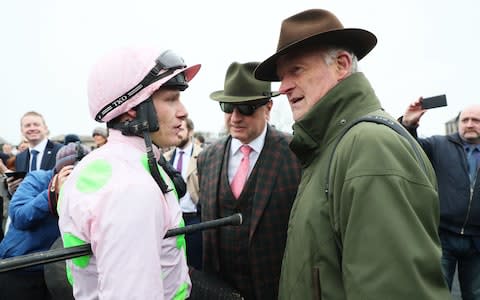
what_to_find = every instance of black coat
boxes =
[15,140,63,172]
[410,129,480,235]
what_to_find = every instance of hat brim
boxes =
[209,91,280,103]
[254,28,377,81]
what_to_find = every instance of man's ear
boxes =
[265,100,273,112]
[336,51,352,80]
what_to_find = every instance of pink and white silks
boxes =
[58,130,190,300]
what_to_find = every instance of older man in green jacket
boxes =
[254,9,450,300]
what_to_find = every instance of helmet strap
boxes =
[110,98,159,137]
[143,131,171,194]
[107,98,170,194]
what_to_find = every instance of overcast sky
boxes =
[2,0,478,144]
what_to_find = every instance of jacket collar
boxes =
[448,132,467,146]
[290,72,382,166]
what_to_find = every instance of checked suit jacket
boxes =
[197,125,301,299]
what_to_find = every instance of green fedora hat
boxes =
[210,62,280,103]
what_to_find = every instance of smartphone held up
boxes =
[421,94,448,110]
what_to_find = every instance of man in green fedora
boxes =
[197,61,301,299]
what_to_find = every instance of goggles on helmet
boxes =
[163,72,188,91]
[95,50,187,122]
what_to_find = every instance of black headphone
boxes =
[106,97,171,194]
[112,98,159,137]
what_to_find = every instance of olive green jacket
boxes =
[279,73,450,299]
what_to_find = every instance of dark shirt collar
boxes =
[463,141,480,152]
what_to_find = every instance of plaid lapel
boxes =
[249,126,280,240]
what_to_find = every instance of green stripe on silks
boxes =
[63,233,91,285]
[66,265,73,286]
[177,218,186,253]
[76,159,112,193]
[140,154,179,200]
[173,282,189,300]
[140,154,187,252]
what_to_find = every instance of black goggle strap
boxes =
[95,50,189,122]
[95,68,178,122]
[94,49,188,122]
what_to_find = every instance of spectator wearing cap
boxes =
[63,134,80,145]
[91,127,108,148]
[0,142,90,300]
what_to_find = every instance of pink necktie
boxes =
[231,145,252,198]
[176,150,184,172]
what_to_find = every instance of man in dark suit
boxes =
[197,62,301,300]
[6,111,62,220]
[15,112,62,171]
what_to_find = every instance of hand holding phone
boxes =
[421,94,447,110]
[5,171,27,180]
[5,175,24,195]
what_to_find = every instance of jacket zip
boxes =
[461,180,475,234]
[312,266,321,300]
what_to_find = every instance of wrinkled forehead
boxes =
[277,47,328,74]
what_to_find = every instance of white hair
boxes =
[322,48,358,73]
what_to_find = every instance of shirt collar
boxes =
[30,138,48,153]
[463,141,480,151]
[230,123,267,156]
[177,142,193,156]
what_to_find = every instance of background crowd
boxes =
[0,7,477,300]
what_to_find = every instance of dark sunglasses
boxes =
[219,99,270,116]
[95,50,187,121]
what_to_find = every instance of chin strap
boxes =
[143,131,171,194]
[107,122,171,194]
[107,98,170,194]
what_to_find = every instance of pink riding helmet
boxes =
[88,46,201,123]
